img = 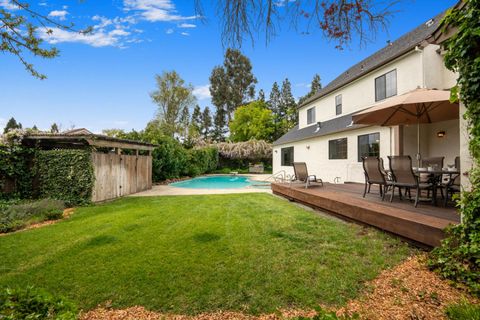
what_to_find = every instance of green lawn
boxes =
[0,194,414,314]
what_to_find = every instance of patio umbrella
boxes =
[352,88,459,165]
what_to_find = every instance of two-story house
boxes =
[272,12,459,183]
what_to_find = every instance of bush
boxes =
[445,300,480,320]
[0,199,65,233]
[35,150,94,206]
[152,136,188,181]
[0,286,77,320]
[152,136,218,181]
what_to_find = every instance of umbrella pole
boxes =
[416,120,421,167]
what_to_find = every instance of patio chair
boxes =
[388,155,434,207]
[442,156,461,206]
[361,157,391,200]
[291,162,323,189]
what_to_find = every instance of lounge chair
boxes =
[291,162,323,189]
[361,156,391,200]
[388,155,433,207]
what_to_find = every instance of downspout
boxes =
[415,45,426,88]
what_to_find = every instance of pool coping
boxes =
[130,174,272,196]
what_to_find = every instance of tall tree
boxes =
[212,106,227,142]
[209,48,257,123]
[298,74,323,105]
[3,117,22,134]
[191,105,202,131]
[150,71,196,137]
[257,89,266,102]
[201,107,213,139]
[50,123,59,133]
[268,82,282,139]
[280,78,297,130]
[179,105,191,140]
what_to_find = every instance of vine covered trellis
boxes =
[429,0,480,295]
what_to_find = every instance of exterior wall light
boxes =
[437,131,446,138]
[306,145,310,150]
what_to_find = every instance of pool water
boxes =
[170,175,259,189]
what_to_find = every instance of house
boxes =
[272,12,461,184]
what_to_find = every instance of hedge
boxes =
[35,150,94,206]
[151,136,219,181]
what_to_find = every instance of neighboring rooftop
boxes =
[23,130,154,151]
[298,12,444,109]
[273,112,366,146]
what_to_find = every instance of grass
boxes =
[445,300,480,320]
[0,193,413,315]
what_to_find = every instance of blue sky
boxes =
[0,0,457,133]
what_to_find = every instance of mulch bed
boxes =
[80,254,478,320]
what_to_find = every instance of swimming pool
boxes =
[170,175,267,189]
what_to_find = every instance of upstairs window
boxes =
[335,94,342,115]
[358,133,380,162]
[329,138,348,159]
[375,69,397,101]
[281,147,294,166]
[307,107,316,124]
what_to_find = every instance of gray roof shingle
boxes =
[273,113,366,146]
[298,12,444,109]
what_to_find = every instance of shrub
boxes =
[35,150,94,206]
[152,136,188,181]
[445,300,480,320]
[0,199,65,233]
[183,147,218,177]
[0,286,77,320]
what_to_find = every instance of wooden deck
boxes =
[271,182,459,247]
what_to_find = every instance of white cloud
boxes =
[48,10,69,21]
[0,0,19,10]
[193,85,211,100]
[109,29,131,36]
[39,2,48,6]
[38,27,122,47]
[178,23,196,28]
[166,28,174,34]
[0,118,6,132]
[124,0,197,22]
[180,32,189,36]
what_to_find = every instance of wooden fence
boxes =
[91,152,152,202]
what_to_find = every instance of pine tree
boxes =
[191,105,202,131]
[50,123,59,133]
[212,106,227,142]
[298,74,323,105]
[257,89,266,102]
[32,125,39,131]
[3,117,21,134]
[268,82,282,140]
[179,106,190,140]
[280,78,297,130]
[201,107,213,139]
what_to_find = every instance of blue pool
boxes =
[170,175,256,189]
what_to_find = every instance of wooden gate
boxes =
[91,153,152,202]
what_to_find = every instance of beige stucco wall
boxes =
[273,126,392,183]
[402,119,460,167]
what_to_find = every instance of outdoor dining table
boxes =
[413,168,460,206]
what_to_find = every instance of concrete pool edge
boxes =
[130,174,272,196]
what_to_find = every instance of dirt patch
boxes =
[337,254,478,319]
[80,254,477,320]
[0,208,74,236]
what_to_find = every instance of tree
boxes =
[150,71,196,137]
[31,125,39,131]
[3,117,22,134]
[179,105,191,140]
[257,89,266,102]
[1,1,91,79]
[201,107,213,139]
[268,82,282,139]
[299,74,323,105]
[280,78,297,130]
[50,123,59,133]
[197,0,394,48]
[209,48,257,123]
[212,106,227,142]
[191,105,202,131]
[229,101,275,142]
